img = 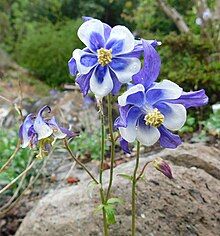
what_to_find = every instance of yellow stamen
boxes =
[144,108,164,127]
[36,137,54,159]
[97,48,112,66]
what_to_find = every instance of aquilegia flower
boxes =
[68,18,150,97]
[114,40,208,151]
[19,105,77,158]
[115,80,208,151]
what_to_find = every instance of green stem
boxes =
[64,138,109,235]
[136,161,150,182]
[99,111,105,184]
[106,95,115,199]
[131,141,140,236]
[99,109,109,236]
[100,189,109,236]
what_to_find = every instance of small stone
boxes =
[131,151,136,157]
[190,166,197,170]
[140,147,145,154]
[50,173,57,183]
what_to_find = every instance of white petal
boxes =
[106,25,135,55]
[90,68,113,98]
[162,103,187,131]
[118,107,142,143]
[53,131,66,139]
[21,136,30,148]
[119,124,137,143]
[49,117,67,139]
[72,49,97,75]
[111,57,141,83]
[21,129,31,148]
[118,84,145,106]
[34,117,53,140]
[77,19,104,51]
[146,80,183,104]
[136,122,160,146]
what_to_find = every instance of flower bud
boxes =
[153,158,173,179]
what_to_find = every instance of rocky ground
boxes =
[14,143,220,236]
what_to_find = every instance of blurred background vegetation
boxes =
[0,0,219,100]
[0,0,219,131]
[0,0,219,137]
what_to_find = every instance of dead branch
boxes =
[156,0,190,33]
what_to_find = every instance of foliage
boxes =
[123,0,219,105]
[61,0,136,28]
[123,0,177,35]
[181,104,220,142]
[158,33,219,104]
[0,0,133,52]
[0,0,219,111]
[69,130,108,160]
[180,115,197,133]
[14,19,83,86]
[0,128,31,197]
[1,0,219,98]
[202,104,220,136]
[123,0,195,36]
[96,197,123,225]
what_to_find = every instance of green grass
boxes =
[0,128,32,197]
[69,130,108,160]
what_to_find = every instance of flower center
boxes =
[144,108,164,127]
[97,48,112,66]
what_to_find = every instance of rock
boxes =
[148,143,220,180]
[15,143,220,236]
[0,87,99,131]
[0,105,10,127]
[0,49,29,74]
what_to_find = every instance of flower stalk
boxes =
[64,138,109,236]
[106,94,116,199]
[99,189,109,236]
[99,106,109,236]
[136,160,151,182]
[131,141,140,236]
[99,107,105,185]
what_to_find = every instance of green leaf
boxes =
[117,173,133,181]
[107,197,124,205]
[104,205,116,225]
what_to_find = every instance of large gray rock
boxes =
[16,143,220,236]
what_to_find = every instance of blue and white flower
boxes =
[115,40,208,151]
[68,19,159,98]
[19,105,77,158]
[115,80,208,151]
